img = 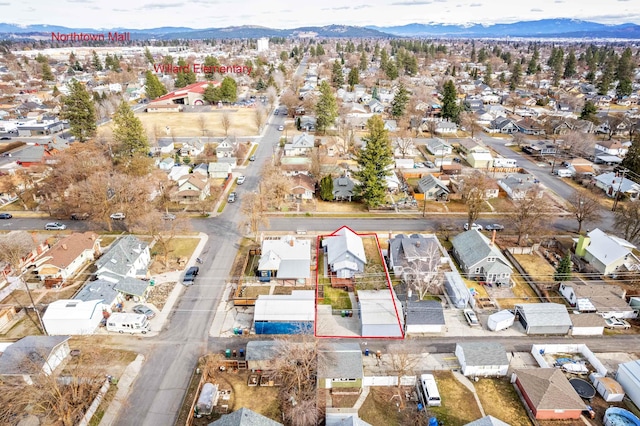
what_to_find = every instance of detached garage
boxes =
[358,290,404,338]
[515,303,571,335]
[253,290,314,334]
[512,368,585,419]
[616,360,640,409]
[42,299,104,335]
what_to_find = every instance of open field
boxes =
[429,371,483,425]
[99,109,260,138]
[475,378,532,426]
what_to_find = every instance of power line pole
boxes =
[612,167,628,212]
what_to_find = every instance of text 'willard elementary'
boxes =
[153,63,252,75]
[51,32,130,42]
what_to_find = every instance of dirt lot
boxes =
[475,378,532,426]
[360,387,429,426]
[99,109,259,138]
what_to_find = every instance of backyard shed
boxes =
[570,313,605,336]
[616,360,640,409]
[515,303,571,335]
[253,290,314,334]
[487,310,515,331]
[455,342,510,377]
[590,374,625,402]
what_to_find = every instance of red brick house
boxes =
[513,368,584,419]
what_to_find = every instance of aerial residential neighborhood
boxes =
[1,3,640,425]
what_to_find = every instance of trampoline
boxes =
[570,378,596,399]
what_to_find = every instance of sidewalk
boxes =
[98,354,145,426]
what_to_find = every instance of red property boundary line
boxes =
[315,225,405,340]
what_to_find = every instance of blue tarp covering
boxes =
[254,321,313,335]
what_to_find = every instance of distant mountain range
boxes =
[0,19,639,40]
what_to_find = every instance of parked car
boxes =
[464,309,480,327]
[604,317,631,329]
[236,175,246,185]
[132,304,156,319]
[45,222,66,230]
[278,125,284,131]
[0,213,12,219]
[425,161,436,168]
[453,157,462,163]
[183,266,200,286]
[70,213,89,220]
[249,155,256,161]
[110,212,126,220]
[463,223,483,231]
[0,136,11,140]
[485,224,504,231]
[162,213,176,220]
[228,192,237,203]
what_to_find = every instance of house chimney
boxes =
[415,240,421,247]
[289,238,294,247]
[62,244,67,250]
[491,230,496,246]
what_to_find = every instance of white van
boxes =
[106,313,150,334]
[555,169,573,177]
[418,373,441,407]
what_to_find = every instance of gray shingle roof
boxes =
[456,342,509,367]
[318,342,363,379]
[515,303,571,327]
[73,279,118,303]
[114,277,149,297]
[209,407,283,426]
[0,336,69,375]
[451,230,511,270]
[465,415,511,426]
[95,235,148,277]
[514,368,585,411]
[406,300,445,325]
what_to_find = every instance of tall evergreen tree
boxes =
[203,84,221,104]
[144,47,154,64]
[483,63,493,86]
[347,67,359,90]
[385,61,398,80]
[391,83,409,118]
[41,62,54,81]
[563,50,577,78]
[203,55,220,80]
[580,100,598,123]
[112,101,149,156]
[621,133,640,176]
[616,47,635,97]
[354,115,393,208]
[331,60,344,88]
[441,80,459,123]
[319,175,334,201]
[598,55,617,95]
[144,70,167,100]
[315,80,338,134]
[554,254,572,282]
[60,80,96,142]
[174,58,196,88]
[509,62,522,90]
[219,77,237,102]
[359,52,368,71]
[91,51,103,71]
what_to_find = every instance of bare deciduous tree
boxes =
[460,110,480,138]
[403,244,444,300]
[221,112,232,136]
[507,188,552,245]
[254,106,267,133]
[197,114,207,136]
[568,190,602,233]
[614,202,640,243]
[239,192,269,240]
[387,344,420,409]
[266,86,278,109]
[261,164,293,210]
[393,135,415,159]
[280,89,299,117]
[459,172,489,230]
[132,212,189,267]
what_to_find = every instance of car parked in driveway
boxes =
[485,224,504,231]
[463,223,483,231]
[45,222,66,230]
[0,213,12,219]
[182,266,199,286]
[110,212,126,220]
[464,309,480,327]
[132,304,156,319]
[604,317,631,329]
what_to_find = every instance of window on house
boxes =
[487,257,496,262]
[474,267,480,274]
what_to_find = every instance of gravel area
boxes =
[147,281,175,311]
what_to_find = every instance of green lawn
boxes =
[320,285,352,310]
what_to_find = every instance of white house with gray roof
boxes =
[284,133,314,157]
[575,228,639,276]
[332,176,356,201]
[257,236,311,284]
[95,235,151,301]
[0,336,70,384]
[73,278,121,312]
[417,174,450,201]
[498,174,544,200]
[455,342,510,377]
[322,227,366,279]
[595,172,640,201]
[451,230,513,286]
[318,342,364,389]
[424,138,453,156]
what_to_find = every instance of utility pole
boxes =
[612,168,628,212]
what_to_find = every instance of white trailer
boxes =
[493,157,517,168]
[487,310,515,331]
[106,313,150,334]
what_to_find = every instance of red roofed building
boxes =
[148,81,220,107]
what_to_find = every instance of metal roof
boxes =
[515,303,571,328]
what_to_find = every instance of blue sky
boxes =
[3,0,640,28]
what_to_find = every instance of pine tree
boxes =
[621,133,640,176]
[319,175,334,201]
[563,50,577,78]
[144,47,154,64]
[616,47,634,97]
[203,84,221,104]
[580,100,598,123]
[509,62,522,90]
[112,101,149,156]
[483,63,493,86]
[359,52,368,71]
[203,55,220,80]
[315,80,338,134]
[385,61,398,80]
[347,67,359,90]
[175,58,195,88]
[331,60,344,88]
[391,83,409,118]
[441,80,459,123]
[92,51,103,71]
[354,115,393,208]
[144,70,167,100]
[41,62,54,81]
[554,254,572,282]
[60,80,96,142]
[219,77,237,102]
